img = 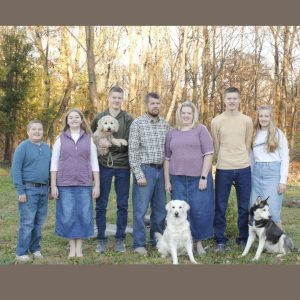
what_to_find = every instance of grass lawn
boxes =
[1,164,300,265]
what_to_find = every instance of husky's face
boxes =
[251,197,272,220]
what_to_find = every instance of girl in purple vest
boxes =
[51,108,100,258]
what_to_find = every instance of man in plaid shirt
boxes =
[129,92,170,256]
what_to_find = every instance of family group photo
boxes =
[0,25,299,265]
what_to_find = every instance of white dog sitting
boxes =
[155,200,197,265]
[93,115,128,156]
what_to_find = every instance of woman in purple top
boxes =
[164,101,214,255]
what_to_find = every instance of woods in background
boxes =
[0,26,300,161]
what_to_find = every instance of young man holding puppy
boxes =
[91,86,133,253]
[11,120,51,262]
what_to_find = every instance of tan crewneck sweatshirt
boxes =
[211,111,253,170]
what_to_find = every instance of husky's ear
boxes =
[165,201,172,212]
[255,196,262,205]
[264,196,270,204]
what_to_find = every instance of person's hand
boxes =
[165,181,172,193]
[18,194,27,203]
[51,185,59,199]
[277,183,286,195]
[98,139,112,148]
[137,178,147,186]
[93,186,100,199]
[199,178,207,190]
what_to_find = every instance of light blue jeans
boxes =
[251,162,283,223]
[132,164,166,249]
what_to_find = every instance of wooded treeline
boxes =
[0,26,300,161]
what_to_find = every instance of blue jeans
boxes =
[171,172,214,241]
[95,165,130,241]
[214,167,251,245]
[251,162,283,223]
[16,185,48,256]
[132,164,166,249]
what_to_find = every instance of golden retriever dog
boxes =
[93,115,128,156]
[155,200,197,265]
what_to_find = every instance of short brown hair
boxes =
[109,86,124,95]
[224,86,240,96]
[27,119,43,130]
[145,92,160,103]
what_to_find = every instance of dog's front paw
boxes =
[191,260,198,264]
[252,256,259,261]
[119,139,128,146]
[276,254,284,258]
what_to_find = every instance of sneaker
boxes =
[115,239,126,253]
[32,251,43,259]
[133,247,147,256]
[215,244,226,254]
[15,255,31,262]
[96,240,107,253]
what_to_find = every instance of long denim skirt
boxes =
[55,186,94,239]
[251,162,283,223]
[171,172,214,241]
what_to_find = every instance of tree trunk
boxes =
[85,26,100,113]
[166,27,188,122]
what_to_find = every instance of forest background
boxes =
[0,26,299,164]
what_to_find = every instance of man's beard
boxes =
[148,110,159,117]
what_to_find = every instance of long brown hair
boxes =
[252,105,278,152]
[62,108,92,135]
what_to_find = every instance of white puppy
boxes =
[93,115,128,156]
[155,200,197,265]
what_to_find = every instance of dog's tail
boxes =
[284,235,295,253]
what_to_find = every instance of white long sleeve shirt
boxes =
[251,129,289,184]
[50,133,99,172]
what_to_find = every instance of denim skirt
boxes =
[251,162,283,223]
[170,172,214,241]
[55,186,94,239]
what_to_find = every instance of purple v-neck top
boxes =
[165,124,214,176]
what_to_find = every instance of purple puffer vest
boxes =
[57,129,92,186]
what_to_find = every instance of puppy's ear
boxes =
[165,201,171,212]
[264,196,270,204]
[113,119,119,132]
[97,119,104,132]
[183,201,190,211]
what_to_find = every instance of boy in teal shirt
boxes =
[11,120,51,262]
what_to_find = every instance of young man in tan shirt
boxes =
[211,87,253,253]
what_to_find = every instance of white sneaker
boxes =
[32,251,43,259]
[15,255,31,262]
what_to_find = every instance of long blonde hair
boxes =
[175,101,199,130]
[252,105,278,152]
[62,108,92,135]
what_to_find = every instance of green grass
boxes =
[1,165,300,265]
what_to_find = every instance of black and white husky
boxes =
[241,197,294,261]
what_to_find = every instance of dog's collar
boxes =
[248,217,269,228]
